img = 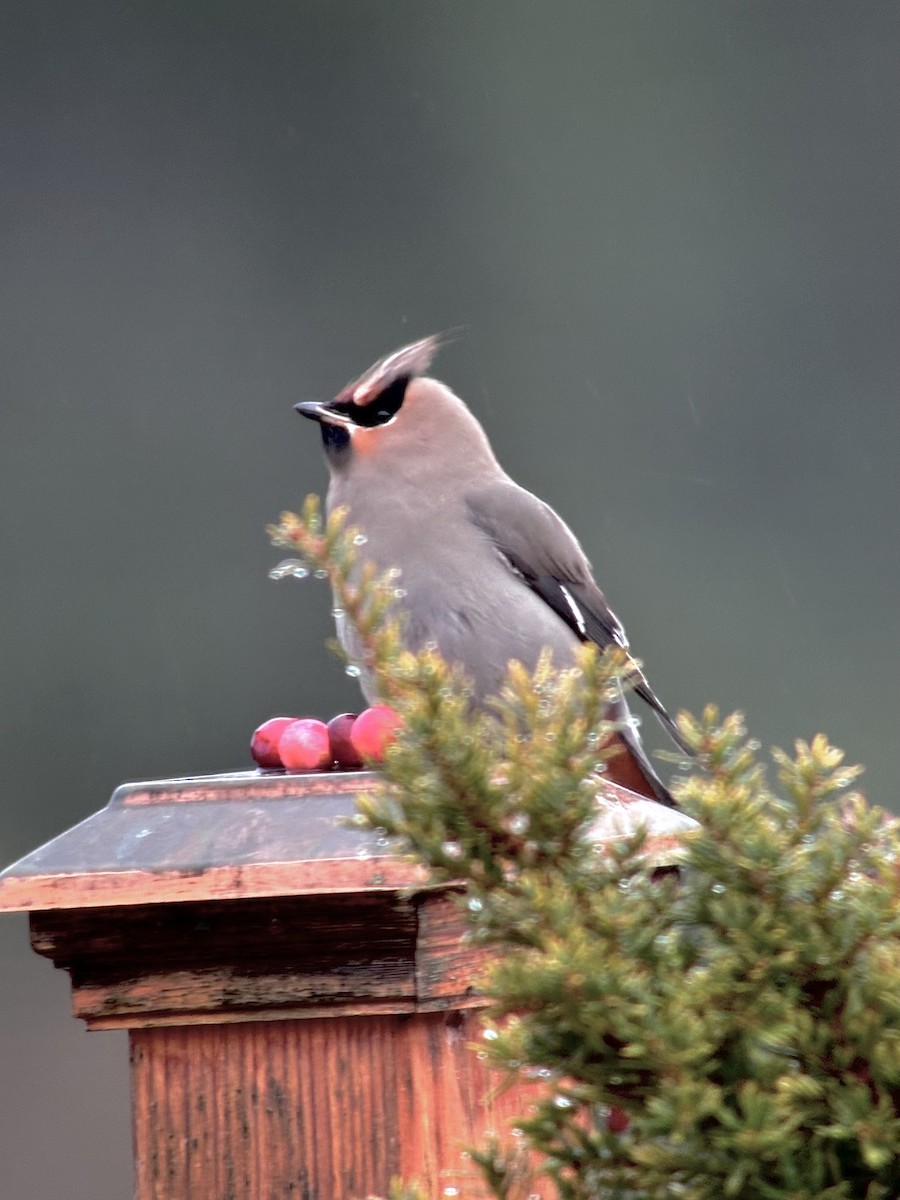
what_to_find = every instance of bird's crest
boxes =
[338,331,458,408]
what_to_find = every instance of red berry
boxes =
[250,716,298,769]
[349,705,402,764]
[327,713,364,770]
[278,718,332,771]
[606,1106,630,1134]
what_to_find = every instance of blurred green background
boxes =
[1,3,898,1194]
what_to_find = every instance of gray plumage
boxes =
[296,334,689,805]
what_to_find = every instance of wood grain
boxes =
[131,1011,546,1200]
[0,769,692,914]
[29,889,492,1029]
[3,768,689,1198]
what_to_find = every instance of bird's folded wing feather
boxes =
[465,480,626,646]
[464,480,693,757]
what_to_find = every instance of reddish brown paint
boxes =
[131,1012,544,1200]
[0,769,687,1198]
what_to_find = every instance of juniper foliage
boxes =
[270,498,900,1200]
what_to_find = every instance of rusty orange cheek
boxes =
[351,426,388,456]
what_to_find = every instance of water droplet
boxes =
[553,1095,574,1110]
[392,587,407,599]
[507,813,530,835]
[467,896,483,912]
[331,607,344,619]
[482,1028,499,1041]
[314,568,328,580]
[830,889,845,901]
[530,1067,552,1079]
[387,567,402,580]
[442,840,463,860]
[352,533,368,546]
[711,882,726,894]
[269,558,309,581]
[345,664,362,678]
[443,1189,459,1198]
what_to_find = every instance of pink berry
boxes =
[327,713,364,770]
[278,718,332,771]
[606,1106,630,1134]
[349,705,402,764]
[250,716,299,769]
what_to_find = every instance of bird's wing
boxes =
[465,479,627,648]
[465,480,692,757]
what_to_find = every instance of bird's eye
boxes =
[350,374,408,428]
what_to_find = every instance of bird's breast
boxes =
[333,496,580,701]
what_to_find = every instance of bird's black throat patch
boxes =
[316,372,410,466]
[321,421,351,465]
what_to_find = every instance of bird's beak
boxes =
[294,400,354,427]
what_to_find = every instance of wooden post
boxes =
[0,770,691,1200]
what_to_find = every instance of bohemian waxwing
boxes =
[296,334,690,806]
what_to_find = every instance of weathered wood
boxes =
[0,768,693,1199]
[0,858,429,912]
[0,771,430,913]
[28,889,489,1031]
[131,1011,544,1200]
[415,890,489,1009]
[0,770,692,914]
[30,893,418,1029]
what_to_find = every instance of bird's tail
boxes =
[605,687,677,807]
[632,677,695,758]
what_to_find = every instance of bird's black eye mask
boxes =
[335,373,410,428]
[311,373,410,462]
[297,367,415,463]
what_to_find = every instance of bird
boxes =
[296,334,691,806]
